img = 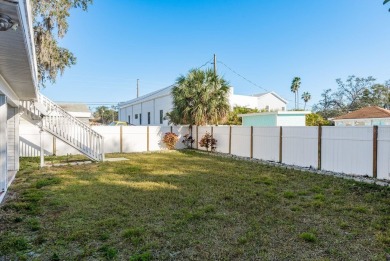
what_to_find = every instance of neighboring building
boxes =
[333,106,390,126]
[118,86,288,126]
[230,90,287,112]
[57,103,92,125]
[239,111,311,127]
[0,0,38,201]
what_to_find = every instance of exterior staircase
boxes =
[20,93,104,161]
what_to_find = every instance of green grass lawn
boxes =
[1,150,390,260]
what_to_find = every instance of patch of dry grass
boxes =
[1,150,390,260]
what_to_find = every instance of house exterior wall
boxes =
[229,94,258,108]
[119,94,172,126]
[242,114,277,126]
[0,95,7,192]
[241,113,308,126]
[334,118,390,126]
[257,93,286,111]
[7,105,19,171]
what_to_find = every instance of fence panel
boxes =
[19,125,53,156]
[149,126,164,151]
[282,127,318,168]
[213,126,230,153]
[322,126,373,176]
[253,127,280,162]
[92,126,120,153]
[378,126,390,180]
[173,125,189,149]
[55,138,82,156]
[120,126,148,153]
[231,126,251,157]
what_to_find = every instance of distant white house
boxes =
[57,103,92,125]
[118,86,287,126]
[333,106,390,126]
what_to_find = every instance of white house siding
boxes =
[119,94,172,126]
[0,95,7,192]
[276,115,306,126]
[7,105,19,171]
[229,94,258,109]
[257,93,286,111]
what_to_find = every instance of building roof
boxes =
[118,85,174,107]
[0,0,38,103]
[58,103,91,113]
[252,91,288,104]
[334,106,390,120]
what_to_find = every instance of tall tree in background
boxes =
[312,89,338,119]
[290,77,301,110]
[32,0,93,86]
[169,69,230,126]
[301,92,311,110]
[93,106,117,125]
[334,76,376,112]
[313,76,389,119]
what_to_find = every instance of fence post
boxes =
[196,125,199,149]
[279,126,283,163]
[120,126,123,153]
[229,125,232,154]
[373,125,378,178]
[317,125,322,170]
[147,126,150,152]
[52,136,56,156]
[250,126,253,158]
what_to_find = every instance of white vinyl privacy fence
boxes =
[20,125,390,181]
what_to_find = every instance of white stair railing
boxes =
[20,93,104,161]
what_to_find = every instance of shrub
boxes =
[162,132,179,150]
[199,132,217,152]
[182,134,195,148]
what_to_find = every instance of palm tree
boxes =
[170,68,230,126]
[301,92,311,110]
[291,77,301,110]
[385,0,390,11]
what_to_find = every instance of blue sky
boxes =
[41,0,390,110]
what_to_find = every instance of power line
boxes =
[196,57,214,70]
[218,60,269,92]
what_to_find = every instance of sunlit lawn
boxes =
[1,150,390,260]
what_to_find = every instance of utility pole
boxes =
[137,79,139,98]
[213,54,217,76]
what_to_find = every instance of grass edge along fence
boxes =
[19,125,390,180]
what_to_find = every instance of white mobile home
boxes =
[0,0,38,201]
[118,86,288,126]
